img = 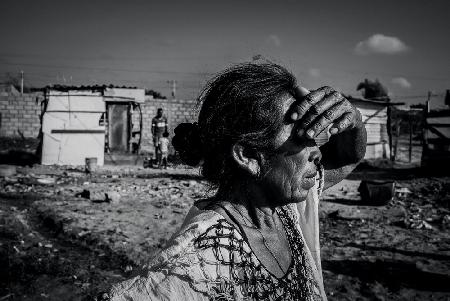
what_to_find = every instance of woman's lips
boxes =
[302,176,316,188]
[304,170,317,179]
[302,171,317,188]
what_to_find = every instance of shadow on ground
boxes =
[323,259,450,292]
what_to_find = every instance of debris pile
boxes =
[0,163,449,300]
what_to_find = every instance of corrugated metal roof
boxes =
[347,96,404,106]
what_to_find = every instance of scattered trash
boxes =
[396,187,412,198]
[75,189,91,199]
[85,157,98,174]
[106,191,121,204]
[327,209,372,221]
[124,265,133,273]
[405,219,435,230]
[36,177,56,185]
[1,157,448,300]
[358,180,395,205]
[75,189,121,204]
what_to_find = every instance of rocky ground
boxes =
[0,159,449,300]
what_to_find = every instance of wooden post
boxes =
[409,111,413,162]
[393,119,400,161]
[20,70,24,95]
[388,106,393,161]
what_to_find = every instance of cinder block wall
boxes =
[0,93,199,155]
[0,94,43,138]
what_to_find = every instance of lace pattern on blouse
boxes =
[193,205,322,301]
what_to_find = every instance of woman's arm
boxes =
[319,114,366,189]
[290,86,367,190]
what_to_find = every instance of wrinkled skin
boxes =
[260,86,366,203]
[259,93,322,204]
[216,87,366,278]
[291,86,366,190]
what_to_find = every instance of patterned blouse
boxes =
[105,169,326,301]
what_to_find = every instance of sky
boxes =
[0,0,449,107]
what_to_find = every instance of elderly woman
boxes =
[105,63,366,300]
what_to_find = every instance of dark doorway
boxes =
[107,103,130,152]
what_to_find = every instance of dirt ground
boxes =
[0,153,449,300]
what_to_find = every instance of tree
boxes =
[2,72,32,93]
[145,89,167,99]
[4,72,20,87]
[356,79,390,102]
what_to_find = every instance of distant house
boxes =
[348,97,403,160]
[40,86,145,166]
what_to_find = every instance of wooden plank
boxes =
[364,144,389,159]
[426,116,450,124]
[358,107,388,116]
[362,116,388,124]
[364,123,389,144]
[425,123,450,127]
[426,127,450,140]
[51,129,105,134]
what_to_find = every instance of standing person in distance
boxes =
[151,108,168,167]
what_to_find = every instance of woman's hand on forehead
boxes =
[289,86,361,140]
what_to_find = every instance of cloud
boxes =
[308,68,321,78]
[266,34,281,47]
[392,77,412,89]
[354,34,409,55]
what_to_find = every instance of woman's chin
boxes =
[287,190,309,204]
[301,176,316,190]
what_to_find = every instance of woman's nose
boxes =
[308,146,322,165]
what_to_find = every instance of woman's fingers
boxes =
[297,91,345,137]
[289,86,359,139]
[304,100,350,138]
[290,86,334,122]
[330,112,354,134]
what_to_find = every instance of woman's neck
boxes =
[216,180,279,230]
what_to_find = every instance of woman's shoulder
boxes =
[164,202,252,265]
[105,202,246,300]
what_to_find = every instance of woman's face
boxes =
[260,92,322,204]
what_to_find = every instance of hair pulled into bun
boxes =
[171,62,296,186]
[172,122,204,166]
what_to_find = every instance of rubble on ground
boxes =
[0,164,449,300]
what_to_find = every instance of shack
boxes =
[40,86,144,166]
[422,108,450,168]
[348,97,402,160]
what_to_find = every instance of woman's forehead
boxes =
[280,93,296,115]
[272,93,296,147]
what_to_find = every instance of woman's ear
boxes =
[231,143,260,177]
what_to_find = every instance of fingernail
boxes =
[330,127,338,134]
[306,129,315,138]
[291,112,299,120]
